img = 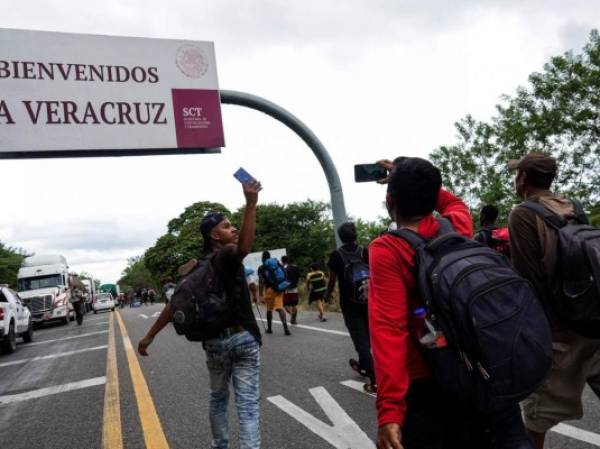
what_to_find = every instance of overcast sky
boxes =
[1,0,599,284]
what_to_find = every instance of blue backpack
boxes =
[389,219,552,413]
[262,258,290,292]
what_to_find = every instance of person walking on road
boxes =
[138,179,264,449]
[508,152,600,449]
[306,263,328,322]
[281,256,300,325]
[370,157,533,449]
[69,276,85,326]
[258,251,291,336]
[162,277,176,304]
[325,222,376,394]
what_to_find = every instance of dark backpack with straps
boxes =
[170,255,232,342]
[337,246,370,305]
[520,200,600,338]
[389,219,552,413]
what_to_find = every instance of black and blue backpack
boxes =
[262,258,290,292]
[337,246,370,305]
[389,219,552,413]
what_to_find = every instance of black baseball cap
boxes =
[199,212,225,252]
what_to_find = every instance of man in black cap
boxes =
[508,152,600,449]
[138,179,264,449]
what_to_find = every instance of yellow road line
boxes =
[115,311,170,449]
[102,313,123,449]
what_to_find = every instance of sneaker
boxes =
[284,329,291,336]
[320,317,327,322]
[363,383,377,396]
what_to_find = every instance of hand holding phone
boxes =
[354,163,388,183]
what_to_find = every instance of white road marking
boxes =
[139,314,148,319]
[268,387,375,449]
[27,330,108,346]
[257,318,350,337]
[96,321,109,326]
[152,312,161,318]
[0,377,106,405]
[0,345,108,368]
[552,424,600,447]
[341,380,600,447]
[341,380,371,396]
[85,316,109,322]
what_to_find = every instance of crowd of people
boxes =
[136,152,599,449]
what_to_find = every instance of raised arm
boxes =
[236,180,262,260]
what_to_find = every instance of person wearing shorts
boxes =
[306,263,328,322]
[258,251,291,336]
[282,255,300,324]
[508,152,600,449]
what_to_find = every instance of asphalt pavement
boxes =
[0,303,598,449]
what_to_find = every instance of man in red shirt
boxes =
[369,157,531,449]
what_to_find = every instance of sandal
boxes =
[363,383,377,396]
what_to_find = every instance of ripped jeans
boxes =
[204,331,261,449]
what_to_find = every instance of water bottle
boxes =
[414,307,448,349]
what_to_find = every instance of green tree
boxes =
[232,200,335,272]
[0,242,28,287]
[431,29,600,220]
[144,201,230,280]
[118,256,158,292]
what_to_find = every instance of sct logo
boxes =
[183,107,203,117]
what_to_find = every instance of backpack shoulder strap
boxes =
[436,217,455,235]
[570,199,589,225]
[387,228,427,250]
[519,201,566,229]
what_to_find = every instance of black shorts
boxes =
[309,290,325,304]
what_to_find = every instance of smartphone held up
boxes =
[354,163,387,183]
[233,167,256,184]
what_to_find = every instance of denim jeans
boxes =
[204,331,261,449]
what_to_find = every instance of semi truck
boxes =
[17,255,74,325]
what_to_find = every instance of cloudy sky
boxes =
[1,0,599,284]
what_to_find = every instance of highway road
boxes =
[0,304,598,449]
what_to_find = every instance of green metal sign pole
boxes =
[220,90,347,246]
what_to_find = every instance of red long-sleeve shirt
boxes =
[368,189,473,427]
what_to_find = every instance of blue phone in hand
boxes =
[233,167,256,184]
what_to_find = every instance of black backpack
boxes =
[520,200,600,338]
[389,219,552,413]
[337,247,370,305]
[170,255,232,342]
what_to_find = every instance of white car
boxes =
[0,285,34,353]
[93,293,115,313]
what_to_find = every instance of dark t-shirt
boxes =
[327,243,368,310]
[212,246,261,345]
[285,264,300,289]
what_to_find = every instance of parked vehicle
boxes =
[0,285,34,353]
[99,283,120,304]
[93,293,115,314]
[17,255,74,325]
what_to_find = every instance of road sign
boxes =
[0,28,224,158]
